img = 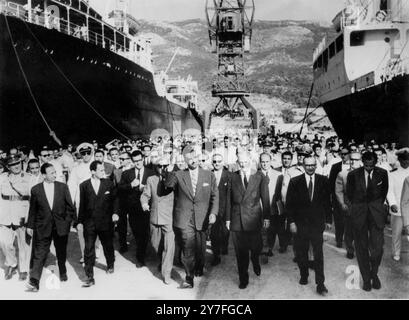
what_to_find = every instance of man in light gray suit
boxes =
[141,156,175,285]
[164,145,219,289]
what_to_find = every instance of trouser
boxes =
[333,206,345,245]
[84,227,115,278]
[117,209,129,248]
[77,223,101,259]
[174,221,206,281]
[294,226,325,285]
[150,223,175,280]
[209,216,229,256]
[30,228,68,281]
[231,231,262,284]
[129,212,150,262]
[353,212,384,283]
[265,215,290,250]
[391,215,404,257]
[344,212,354,254]
[0,225,32,272]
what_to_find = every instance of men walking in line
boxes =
[210,153,230,266]
[165,145,218,289]
[0,155,32,281]
[26,163,76,292]
[78,161,119,287]
[140,157,175,284]
[119,150,154,266]
[226,152,271,289]
[335,152,362,259]
[286,156,332,296]
[346,151,388,292]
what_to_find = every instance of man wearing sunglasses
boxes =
[140,156,174,284]
[119,150,154,266]
[39,146,65,183]
[67,143,97,264]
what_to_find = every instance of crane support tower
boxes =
[205,0,258,130]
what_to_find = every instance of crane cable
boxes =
[4,15,58,141]
[299,82,315,136]
[22,18,132,141]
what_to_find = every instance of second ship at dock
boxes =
[0,0,203,148]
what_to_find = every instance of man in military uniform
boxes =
[0,155,32,280]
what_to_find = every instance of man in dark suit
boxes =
[346,151,388,292]
[286,156,332,296]
[78,161,119,287]
[328,147,350,248]
[94,149,115,181]
[118,150,154,266]
[210,153,230,266]
[164,145,218,288]
[226,152,271,289]
[26,163,76,292]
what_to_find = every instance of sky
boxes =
[89,0,345,23]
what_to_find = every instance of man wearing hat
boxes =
[388,148,409,261]
[0,155,33,281]
[68,142,100,263]
[141,156,175,284]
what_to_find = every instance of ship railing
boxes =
[0,1,153,70]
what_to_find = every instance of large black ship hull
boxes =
[322,74,409,146]
[0,14,203,149]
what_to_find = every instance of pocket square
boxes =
[203,183,209,187]
[224,183,227,186]
[377,182,383,186]
[105,191,110,195]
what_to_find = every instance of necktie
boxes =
[244,174,248,189]
[308,176,313,201]
[136,169,140,181]
[367,171,373,198]
[191,171,197,195]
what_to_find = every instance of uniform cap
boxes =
[6,155,22,166]
[77,142,94,154]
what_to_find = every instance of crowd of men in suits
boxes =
[0,132,408,296]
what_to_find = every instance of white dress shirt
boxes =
[43,181,55,209]
[91,177,100,195]
[305,173,315,200]
[364,170,373,188]
[214,169,223,186]
[240,170,251,188]
[189,167,199,194]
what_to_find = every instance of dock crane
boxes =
[205,0,258,130]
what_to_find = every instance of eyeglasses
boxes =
[80,151,92,156]
[41,153,51,157]
[350,158,361,162]
[213,160,222,164]
[157,165,168,169]
[120,158,130,161]
[133,158,143,162]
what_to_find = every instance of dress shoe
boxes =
[194,269,204,277]
[278,247,287,254]
[362,281,372,292]
[393,255,401,262]
[106,266,114,274]
[221,248,228,255]
[136,259,146,267]
[26,279,39,292]
[119,245,128,254]
[82,278,95,288]
[239,281,248,289]
[253,264,261,276]
[293,257,298,263]
[180,280,194,289]
[372,276,381,290]
[59,273,68,282]
[211,256,221,266]
[336,242,343,249]
[346,252,354,260]
[79,257,84,264]
[4,266,17,280]
[317,284,328,296]
[299,277,308,285]
[19,272,28,281]
[266,249,274,257]
[163,277,172,285]
[157,264,162,272]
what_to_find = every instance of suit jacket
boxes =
[140,175,174,226]
[78,179,119,231]
[226,170,270,232]
[118,166,154,213]
[286,174,332,233]
[328,161,342,197]
[260,168,281,216]
[104,162,115,181]
[165,168,219,231]
[346,167,388,229]
[27,182,76,240]
[213,169,230,221]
